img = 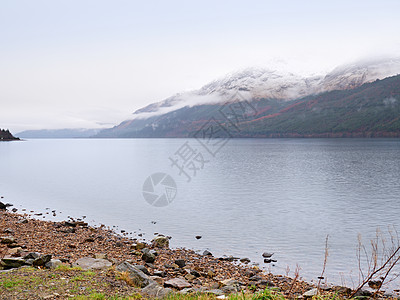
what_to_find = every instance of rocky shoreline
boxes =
[0,201,389,299]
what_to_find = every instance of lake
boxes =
[1,138,399,289]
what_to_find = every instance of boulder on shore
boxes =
[116,261,151,288]
[0,202,13,210]
[142,282,172,298]
[151,236,169,249]
[73,257,112,270]
[45,259,63,269]
[0,257,26,269]
[33,254,52,267]
[141,248,156,263]
[164,278,192,290]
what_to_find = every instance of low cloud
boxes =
[131,88,254,120]
[131,92,224,119]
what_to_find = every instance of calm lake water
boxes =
[1,138,400,289]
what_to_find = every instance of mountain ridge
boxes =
[130,57,400,120]
[96,58,400,138]
[96,75,400,138]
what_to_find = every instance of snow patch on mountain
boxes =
[320,57,400,92]
[199,67,324,99]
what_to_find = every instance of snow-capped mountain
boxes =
[320,57,400,92]
[132,68,322,118]
[198,68,322,100]
[132,57,400,119]
[96,72,400,138]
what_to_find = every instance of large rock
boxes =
[0,258,26,268]
[116,261,151,288]
[33,254,52,267]
[142,282,172,298]
[0,236,15,245]
[154,270,166,277]
[262,252,274,258]
[152,236,169,249]
[219,278,241,293]
[174,259,186,268]
[73,257,112,270]
[0,202,13,210]
[45,259,63,269]
[7,247,23,255]
[142,248,156,263]
[303,288,318,298]
[134,264,150,275]
[132,242,146,250]
[23,252,41,260]
[164,278,192,290]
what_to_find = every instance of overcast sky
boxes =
[1,0,400,132]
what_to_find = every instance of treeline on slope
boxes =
[235,75,400,137]
[0,129,19,141]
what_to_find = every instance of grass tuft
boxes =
[56,264,83,272]
[1,279,24,289]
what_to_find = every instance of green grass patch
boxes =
[83,270,96,277]
[0,279,24,289]
[56,264,83,271]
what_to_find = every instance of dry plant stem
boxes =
[350,245,400,298]
[357,234,364,283]
[288,264,301,297]
[317,235,329,293]
[373,254,400,297]
[285,265,290,277]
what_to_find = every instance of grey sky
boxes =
[1,0,400,132]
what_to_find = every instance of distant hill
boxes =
[18,129,100,139]
[17,128,102,139]
[0,129,19,141]
[96,74,400,138]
